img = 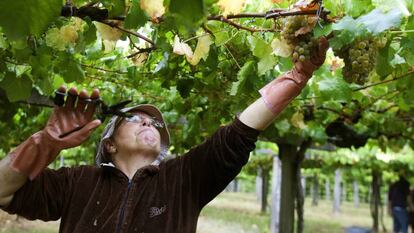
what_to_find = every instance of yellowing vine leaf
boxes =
[217,0,246,16]
[71,18,85,33]
[295,16,318,36]
[330,57,343,72]
[94,21,123,41]
[103,40,116,52]
[271,37,292,57]
[140,0,165,20]
[60,25,78,44]
[173,35,213,66]
[294,0,321,11]
[291,112,306,129]
[45,28,66,51]
[188,35,213,65]
[173,35,193,58]
[45,24,79,51]
[132,52,148,67]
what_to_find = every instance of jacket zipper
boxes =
[116,180,132,233]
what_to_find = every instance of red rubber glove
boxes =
[259,37,329,115]
[9,87,102,180]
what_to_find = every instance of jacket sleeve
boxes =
[174,117,260,208]
[0,167,74,221]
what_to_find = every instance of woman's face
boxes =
[112,111,161,157]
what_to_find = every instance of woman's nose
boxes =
[141,118,152,127]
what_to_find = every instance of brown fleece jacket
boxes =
[2,118,260,233]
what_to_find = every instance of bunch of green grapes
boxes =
[281,15,318,62]
[292,38,319,62]
[334,37,385,85]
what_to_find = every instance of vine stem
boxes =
[389,30,414,34]
[81,64,128,74]
[100,20,156,47]
[182,32,220,43]
[295,70,414,102]
[224,44,241,69]
[353,70,414,91]
[207,8,330,33]
[207,16,278,33]
[126,48,155,59]
[207,9,329,20]
[126,35,155,58]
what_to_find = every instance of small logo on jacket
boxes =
[149,205,167,218]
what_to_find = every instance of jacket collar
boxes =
[100,162,160,181]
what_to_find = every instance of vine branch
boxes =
[126,35,156,58]
[353,70,414,91]
[207,9,330,21]
[81,64,128,74]
[100,20,156,47]
[207,16,278,33]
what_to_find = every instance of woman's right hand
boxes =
[44,86,102,150]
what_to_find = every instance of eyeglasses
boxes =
[124,114,165,129]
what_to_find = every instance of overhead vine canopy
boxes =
[0,0,413,158]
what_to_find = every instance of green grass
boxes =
[198,192,392,233]
[1,192,392,233]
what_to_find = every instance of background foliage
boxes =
[0,0,413,172]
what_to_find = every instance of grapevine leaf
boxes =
[0,73,33,102]
[305,123,327,143]
[0,32,8,49]
[247,36,272,59]
[258,55,277,75]
[271,37,292,57]
[332,16,364,32]
[390,54,405,67]
[291,112,306,129]
[94,22,123,41]
[214,31,230,46]
[357,8,404,35]
[230,61,256,96]
[188,35,213,66]
[376,43,393,77]
[313,24,333,38]
[169,0,205,30]
[176,78,195,98]
[401,37,414,65]
[315,75,352,102]
[372,0,411,16]
[0,0,62,40]
[407,16,414,30]
[217,0,246,16]
[124,0,148,29]
[343,0,374,17]
[55,54,85,83]
[102,0,126,18]
[29,47,53,80]
[83,20,97,45]
[275,119,291,135]
[330,16,367,49]
[154,52,170,73]
[45,28,66,51]
[173,35,193,58]
[140,0,165,21]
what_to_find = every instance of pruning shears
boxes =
[53,90,133,122]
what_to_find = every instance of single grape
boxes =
[293,52,299,59]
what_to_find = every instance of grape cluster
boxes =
[281,15,318,62]
[293,38,319,62]
[334,37,385,85]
